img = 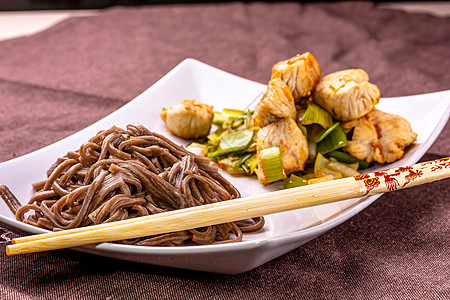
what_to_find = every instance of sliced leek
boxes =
[207,126,224,146]
[283,174,308,189]
[308,122,340,143]
[317,124,347,154]
[314,152,330,177]
[259,147,286,183]
[325,150,370,170]
[208,129,255,158]
[298,124,308,138]
[218,155,249,175]
[186,142,208,157]
[327,161,360,177]
[300,102,333,128]
[213,108,245,126]
[316,167,343,179]
[308,141,317,162]
[242,154,258,175]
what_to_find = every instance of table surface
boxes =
[0,2,449,299]
[1,2,450,41]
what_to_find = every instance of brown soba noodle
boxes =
[0,123,264,246]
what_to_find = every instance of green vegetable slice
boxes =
[186,142,208,157]
[217,154,252,175]
[308,122,340,143]
[283,174,308,189]
[314,152,330,177]
[207,127,224,146]
[300,102,333,128]
[327,161,359,177]
[325,150,370,170]
[208,129,255,158]
[317,124,347,154]
[242,154,258,175]
[231,117,245,129]
[308,141,317,162]
[213,109,245,126]
[298,124,308,138]
[259,147,286,183]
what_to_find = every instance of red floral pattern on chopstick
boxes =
[354,157,450,195]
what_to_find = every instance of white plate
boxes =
[1,59,449,274]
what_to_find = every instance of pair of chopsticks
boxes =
[6,157,450,256]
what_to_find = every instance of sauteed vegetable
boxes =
[161,52,417,188]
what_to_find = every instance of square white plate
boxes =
[1,58,449,274]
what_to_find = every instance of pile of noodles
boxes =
[2,123,264,246]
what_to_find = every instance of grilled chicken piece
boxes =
[160,100,214,139]
[256,118,308,185]
[342,109,417,164]
[313,69,380,121]
[252,78,297,128]
[271,52,321,101]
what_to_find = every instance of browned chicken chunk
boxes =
[271,52,322,100]
[342,109,417,164]
[252,78,297,128]
[256,118,308,185]
[313,69,380,121]
[160,100,214,139]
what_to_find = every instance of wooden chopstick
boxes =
[6,157,450,255]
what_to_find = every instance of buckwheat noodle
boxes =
[1,123,264,246]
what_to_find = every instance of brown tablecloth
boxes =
[1,1,449,299]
